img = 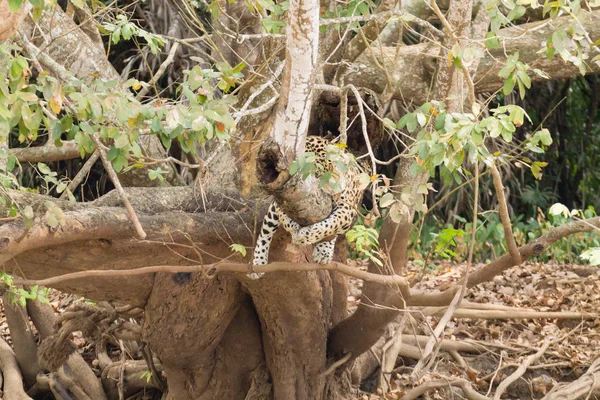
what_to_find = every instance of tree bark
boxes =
[345,11,600,103]
[2,295,40,388]
[0,337,34,400]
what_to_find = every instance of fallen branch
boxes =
[400,378,490,400]
[420,308,598,320]
[402,335,485,354]
[411,290,463,377]
[493,339,551,400]
[542,357,600,399]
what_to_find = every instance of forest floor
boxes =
[1,261,599,399]
[351,260,600,399]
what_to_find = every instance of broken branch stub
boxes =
[256,137,333,225]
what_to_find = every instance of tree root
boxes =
[2,294,41,388]
[493,339,551,400]
[542,357,600,400]
[399,378,490,400]
[101,359,162,399]
[0,337,34,400]
[27,300,108,400]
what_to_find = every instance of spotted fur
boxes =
[249,136,363,279]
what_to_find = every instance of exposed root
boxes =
[27,300,108,400]
[2,294,41,388]
[0,337,34,400]
[244,364,272,400]
[493,339,551,400]
[101,359,163,399]
[542,358,600,400]
[37,331,77,372]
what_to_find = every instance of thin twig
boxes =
[60,151,100,200]
[136,42,180,100]
[91,135,146,239]
[14,261,410,289]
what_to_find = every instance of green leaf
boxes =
[503,75,516,95]
[379,192,395,208]
[106,146,120,161]
[7,154,16,172]
[580,247,600,266]
[114,134,129,149]
[507,4,526,21]
[406,114,417,133]
[37,162,51,175]
[8,0,23,12]
[533,128,552,146]
[484,32,500,49]
[23,205,34,228]
[112,154,128,172]
[230,243,247,257]
[289,161,300,175]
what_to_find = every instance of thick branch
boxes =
[346,11,600,103]
[11,142,81,163]
[271,0,319,158]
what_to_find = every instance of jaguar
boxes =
[249,136,365,279]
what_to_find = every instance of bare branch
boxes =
[489,162,522,265]
[14,261,410,289]
[135,42,180,100]
[59,151,98,199]
[91,135,147,239]
[11,141,81,163]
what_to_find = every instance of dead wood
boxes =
[493,339,551,400]
[542,357,600,399]
[419,308,598,320]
